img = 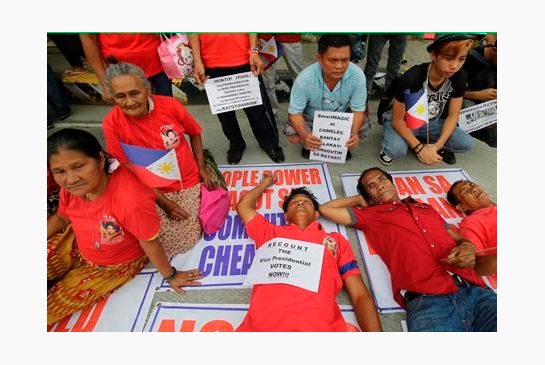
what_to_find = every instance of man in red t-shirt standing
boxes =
[189,33,285,165]
[320,167,497,332]
[80,33,172,100]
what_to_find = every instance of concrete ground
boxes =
[47,35,496,331]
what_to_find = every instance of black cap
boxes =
[426,33,476,52]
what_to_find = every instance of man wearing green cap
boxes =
[378,34,476,166]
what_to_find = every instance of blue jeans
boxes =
[381,111,474,159]
[148,71,172,97]
[406,285,497,332]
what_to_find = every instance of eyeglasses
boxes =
[322,97,342,111]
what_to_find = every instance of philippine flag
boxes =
[404,88,428,129]
[121,143,181,188]
[259,36,283,70]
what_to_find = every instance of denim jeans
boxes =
[261,41,304,116]
[364,34,408,92]
[148,71,173,97]
[381,111,474,159]
[406,285,497,332]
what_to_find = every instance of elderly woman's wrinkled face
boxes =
[110,75,150,118]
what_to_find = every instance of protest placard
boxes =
[458,100,497,133]
[310,111,353,163]
[204,71,262,114]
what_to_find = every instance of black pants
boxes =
[206,65,279,151]
[48,34,85,68]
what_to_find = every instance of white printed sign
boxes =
[204,71,263,114]
[47,269,162,332]
[310,111,353,163]
[167,163,346,291]
[243,238,325,292]
[143,302,361,331]
[341,168,496,313]
[458,100,497,133]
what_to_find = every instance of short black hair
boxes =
[282,187,320,213]
[356,167,393,202]
[47,128,112,173]
[318,34,352,55]
[446,179,467,207]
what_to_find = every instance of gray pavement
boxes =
[47,36,496,331]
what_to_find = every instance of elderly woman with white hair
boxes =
[101,62,213,257]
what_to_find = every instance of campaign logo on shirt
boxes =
[161,128,180,150]
[99,215,125,245]
[322,235,338,257]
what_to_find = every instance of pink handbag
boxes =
[157,34,194,80]
[199,185,230,235]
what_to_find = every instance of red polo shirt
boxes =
[350,197,485,308]
[237,214,360,332]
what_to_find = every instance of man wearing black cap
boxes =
[378,34,475,166]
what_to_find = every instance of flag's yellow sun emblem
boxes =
[158,162,174,174]
[415,104,426,116]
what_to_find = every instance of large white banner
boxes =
[204,71,263,114]
[341,168,496,313]
[143,302,361,332]
[166,163,346,291]
[47,269,162,332]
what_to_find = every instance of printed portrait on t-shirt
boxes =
[100,218,125,244]
[323,235,338,257]
[161,128,180,150]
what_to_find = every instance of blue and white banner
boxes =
[165,163,345,291]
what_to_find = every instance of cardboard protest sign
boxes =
[310,111,353,163]
[144,302,361,331]
[47,269,161,332]
[341,168,496,313]
[458,100,497,133]
[204,72,263,114]
[166,162,346,291]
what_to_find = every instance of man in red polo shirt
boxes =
[319,167,497,332]
[235,172,382,332]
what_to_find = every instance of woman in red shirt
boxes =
[47,128,202,325]
[102,62,214,257]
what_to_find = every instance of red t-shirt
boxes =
[259,34,301,43]
[199,34,250,68]
[103,95,202,193]
[57,166,160,266]
[237,214,360,332]
[351,197,485,308]
[459,205,497,251]
[98,34,163,77]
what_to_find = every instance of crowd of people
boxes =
[47,32,497,331]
